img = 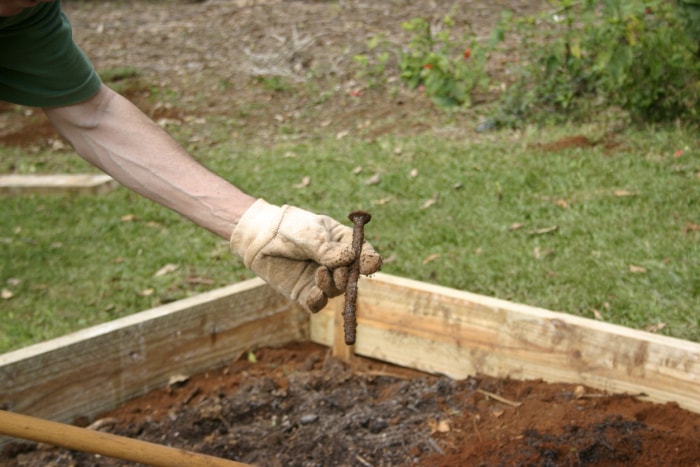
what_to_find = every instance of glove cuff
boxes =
[230,198,285,267]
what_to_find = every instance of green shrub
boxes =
[398,16,489,108]
[492,0,700,126]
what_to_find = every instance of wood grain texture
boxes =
[311,273,700,413]
[3,272,698,452]
[0,278,307,446]
[0,174,118,195]
[0,410,250,467]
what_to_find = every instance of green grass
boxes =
[1,122,699,352]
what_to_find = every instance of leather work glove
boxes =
[230,199,382,313]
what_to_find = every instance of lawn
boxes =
[1,119,698,353]
[1,0,699,353]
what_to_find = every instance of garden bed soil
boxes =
[3,342,700,466]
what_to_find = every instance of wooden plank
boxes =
[0,278,306,446]
[0,174,118,195]
[310,273,700,414]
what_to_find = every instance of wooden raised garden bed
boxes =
[1,273,699,465]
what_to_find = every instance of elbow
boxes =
[44,84,115,133]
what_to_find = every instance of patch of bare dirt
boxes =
[3,343,700,466]
[1,0,548,150]
[532,135,623,155]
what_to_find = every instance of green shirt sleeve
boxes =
[0,0,102,108]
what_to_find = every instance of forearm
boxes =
[44,85,256,239]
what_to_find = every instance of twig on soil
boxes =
[477,389,522,407]
[579,392,649,399]
[355,454,374,467]
[472,415,483,442]
[426,438,445,455]
[183,387,201,406]
[356,369,413,380]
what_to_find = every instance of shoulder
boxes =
[0,2,62,33]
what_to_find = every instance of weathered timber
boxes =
[0,278,307,446]
[0,174,118,195]
[310,273,700,413]
[2,272,699,450]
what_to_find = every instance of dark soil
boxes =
[3,343,700,466]
[3,1,700,466]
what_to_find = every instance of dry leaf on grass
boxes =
[154,263,179,276]
[365,173,381,185]
[683,222,700,234]
[422,253,440,264]
[184,275,215,285]
[532,246,554,259]
[530,225,558,235]
[293,176,311,188]
[372,196,392,205]
[1,289,14,300]
[644,322,666,333]
[421,192,439,209]
[381,252,397,264]
[628,264,647,273]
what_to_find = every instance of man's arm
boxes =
[44,84,256,239]
[43,84,382,312]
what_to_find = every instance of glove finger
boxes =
[310,222,355,268]
[359,241,383,275]
[332,266,348,290]
[314,241,355,269]
[327,222,382,274]
[292,263,329,313]
[302,285,328,314]
[249,254,330,313]
[315,266,343,298]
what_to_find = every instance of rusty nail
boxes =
[343,210,372,345]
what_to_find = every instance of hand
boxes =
[230,199,382,312]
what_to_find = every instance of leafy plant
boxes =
[398,15,489,108]
[491,0,700,126]
[353,34,394,89]
[255,76,293,93]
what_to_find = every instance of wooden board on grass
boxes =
[310,273,700,414]
[0,278,307,446]
[0,174,118,195]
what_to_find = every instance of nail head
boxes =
[349,210,372,224]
